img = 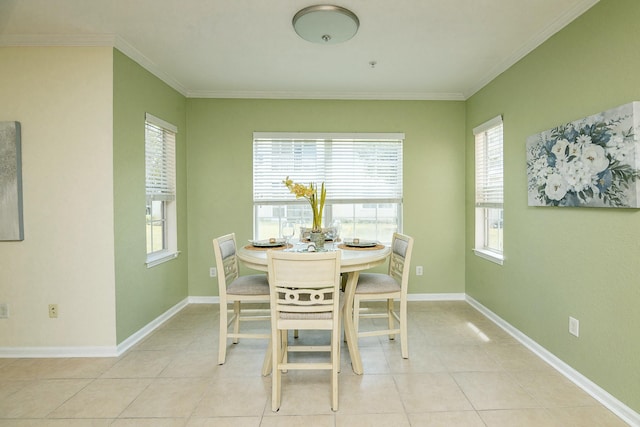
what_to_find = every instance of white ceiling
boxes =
[0,0,599,100]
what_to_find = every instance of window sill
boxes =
[473,249,504,265]
[146,250,180,268]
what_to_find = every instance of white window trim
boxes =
[473,115,504,264]
[145,113,179,267]
[473,248,504,265]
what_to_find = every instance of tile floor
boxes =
[0,301,629,426]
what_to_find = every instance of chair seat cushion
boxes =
[356,273,401,294]
[228,274,270,295]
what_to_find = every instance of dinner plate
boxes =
[250,239,286,247]
[344,239,377,248]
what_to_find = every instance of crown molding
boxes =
[0,33,115,46]
[113,35,188,96]
[185,89,465,101]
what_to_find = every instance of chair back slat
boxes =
[212,233,240,290]
[268,251,341,317]
[388,233,414,290]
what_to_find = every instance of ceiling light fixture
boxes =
[292,4,359,44]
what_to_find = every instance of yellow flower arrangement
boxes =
[283,176,326,232]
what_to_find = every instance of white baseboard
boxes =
[188,296,219,304]
[0,346,119,358]
[116,297,189,355]
[466,295,640,427]
[408,292,465,301]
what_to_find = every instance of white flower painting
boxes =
[527,102,640,208]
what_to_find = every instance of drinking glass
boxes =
[330,219,341,249]
[282,221,295,248]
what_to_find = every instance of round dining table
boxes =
[237,241,391,375]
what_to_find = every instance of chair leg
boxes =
[232,301,241,344]
[282,330,288,373]
[400,298,408,359]
[272,327,282,411]
[218,303,227,365]
[331,320,339,411]
[262,338,272,376]
[387,298,396,340]
[353,295,361,335]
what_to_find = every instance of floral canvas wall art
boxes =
[526,102,640,208]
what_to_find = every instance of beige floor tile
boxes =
[263,370,338,415]
[437,344,503,372]
[336,412,410,427]
[111,419,187,427]
[355,345,392,374]
[479,408,562,427]
[546,406,631,426]
[383,348,446,374]
[186,416,261,426]
[215,347,271,378]
[160,350,219,378]
[453,372,539,410]
[408,411,486,427]
[261,414,335,427]
[47,378,151,418]
[0,359,17,369]
[0,378,91,418]
[119,377,209,418]
[394,372,474,412]
[193,376,269,417]
[0,379,29,400]
[483,343,554,372]
[511,371,599,407]
[100,350,174,378]
[338,374,405,414]
[0,359,63,380]
[136,327,202,351]
[0,358,116,381]
[38,358,119,379]
[0,420,113,426]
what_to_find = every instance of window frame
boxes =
[145,113,179,268]
[473,116,504,265]
[252,132,404,244]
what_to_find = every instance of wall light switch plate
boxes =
[569,316,579,337]
[209,267,217,277]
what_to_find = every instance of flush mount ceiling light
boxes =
[292,4,359,44]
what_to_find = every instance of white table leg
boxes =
[343,270,363,375]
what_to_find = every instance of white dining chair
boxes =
[267,250,343,412]
[212,233,271,370]
[353,232,414,359]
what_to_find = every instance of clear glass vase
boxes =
[309,231,325,250]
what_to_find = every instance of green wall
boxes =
[185,99,466,298]
[465,0,640,413]
[113,50,189,343]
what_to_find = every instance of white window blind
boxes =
[145,113,177,202]
[474,117,503,208]
[253,132,404,204]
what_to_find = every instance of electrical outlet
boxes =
[209,267,217,277]
[569,316,579,337]
[416,266,423,276]
[48,304,58,318]
[0,303,8,319]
